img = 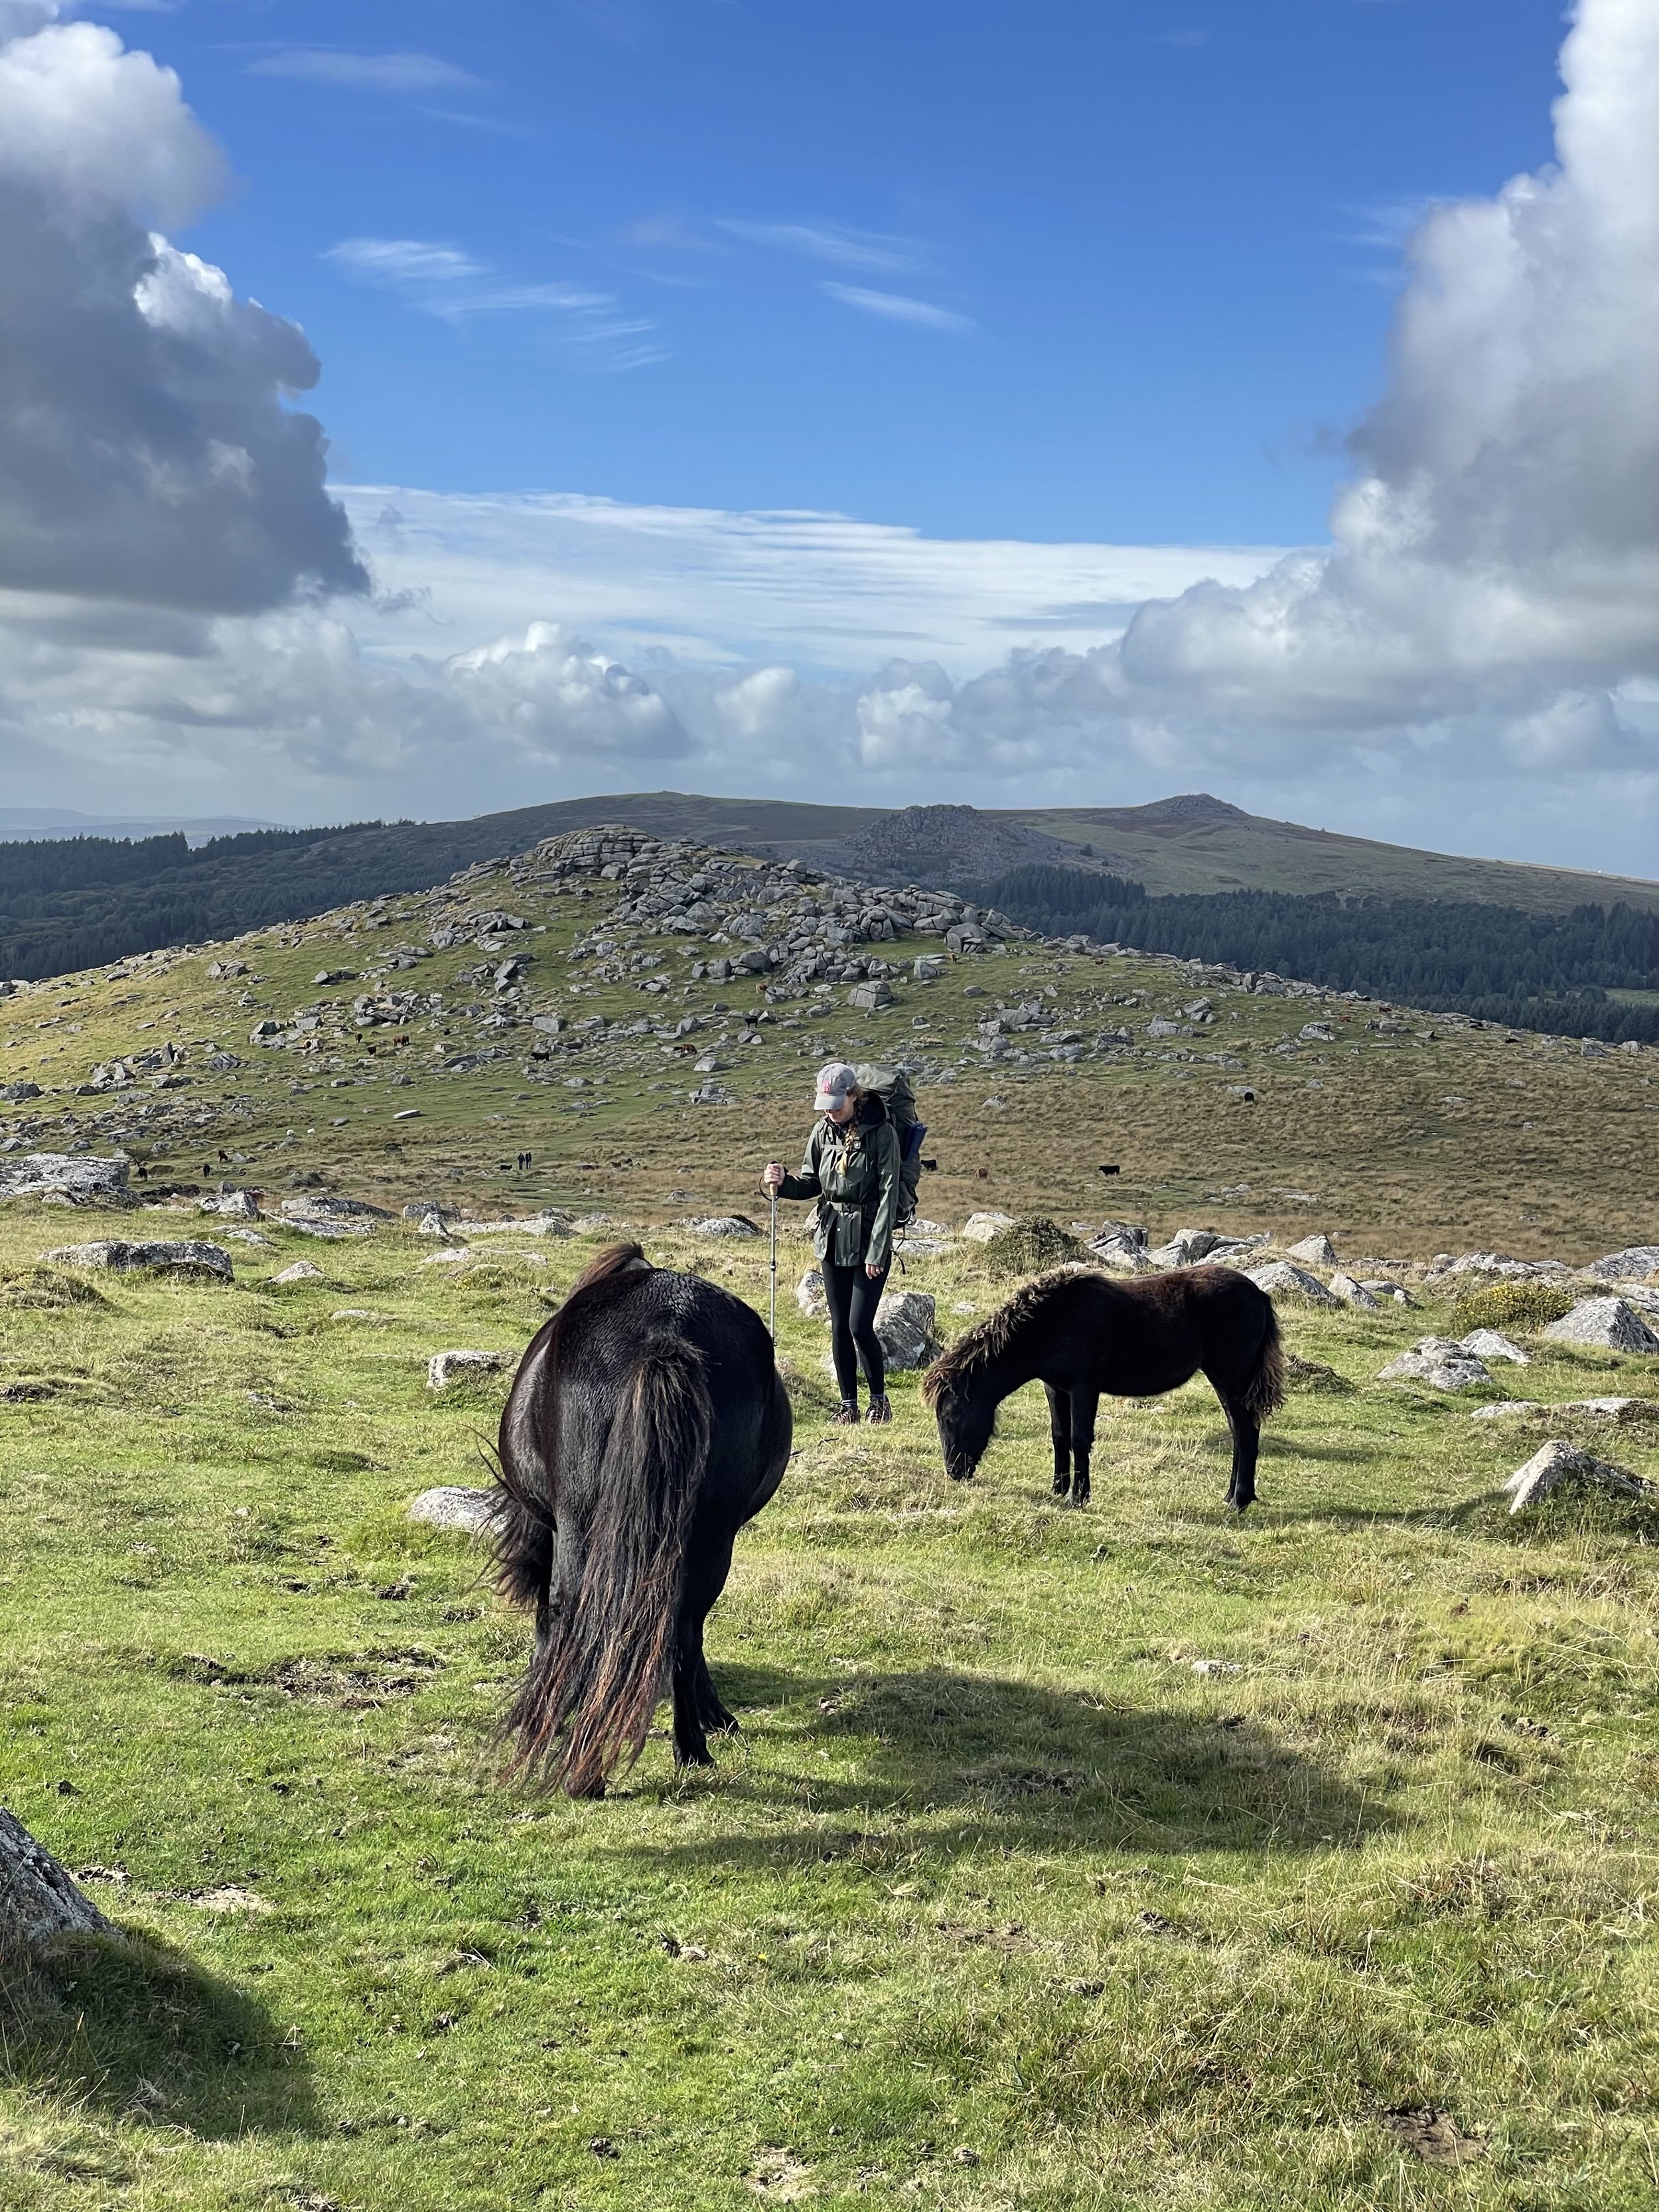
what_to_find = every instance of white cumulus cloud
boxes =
[1119,0,1659,775]
[0,11,366,613]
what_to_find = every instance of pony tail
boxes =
[1243,1303,1286,1421]
[502,1334,712,1797]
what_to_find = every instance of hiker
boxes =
[762,1061,901,1426]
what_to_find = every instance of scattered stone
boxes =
[43,1238,234,1281]
[1328,1273,1380,1310]
[280,1195,390,1225]
[961,1211,1017,1243]
[1378,1338,1492,1390]
[1246,1261,1338,1307]
[0,1082,42,1103]
[421,1248,473,1267]
[1502,1439,1651,1513]
[1088,1222,1151,1272]
[0,1153,131,1206]
[1540,1297,1659,1354]
[796,1268,828,1319]
[846,980,894,1011]
[1459,1328,1529,1364]
[427,1349,512,1390]
[875,1291,939,1370]
[1286,1233,1338,1266]
[683,1215,762,1238]
[269,1260,325,1284]
[409,1486,497,1535]
[200,1189,260,1218]
[1469,1400,1540,1422]
[454,1212,573,1239]
[1589,1245,1659,1282]
[1,1808,113,1949]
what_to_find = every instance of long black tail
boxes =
[498,1254,713,1796]
[1243,1299,1286,1422]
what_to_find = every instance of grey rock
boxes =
[201,1189,260,1219]
[280,1194,390,1223]
[847,980,894,1011]
[0,1082,42,1103]
[1287,1234,1338,1266]
[1378,1337,1492,1390]
[0,1152,130,1205]
[0,1807,112,1949]
[962,1211,1017,1243]
[1298,1021,1336,1043]
[797,1267,828,1319]
[1460,1328,1530,1365]
[1541,1298,1659,1354]
[684,1215,762,1238]
[409,1486,498,1536]
[1589,1245,1659,1282]
[1246,1261,1338,1306]
[269,1260,325,1284]
[1329,1273,1381,1310]
[43,1238,234,1280]
[1502,1439,1650,1512]
[1469,1400,1541,1422]
[427,1349,512,1390]
[912,954,947,982]
[875,1291,939,1370]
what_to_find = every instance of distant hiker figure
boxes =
[762,1062,901,1426]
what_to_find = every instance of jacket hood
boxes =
[854,1090,889,1128]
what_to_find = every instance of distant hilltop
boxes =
[1,788,1655,988]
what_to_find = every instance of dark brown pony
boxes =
[922,1266,1285,1511]
[491,1243,792,1795]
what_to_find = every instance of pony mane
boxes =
[922,1268,1092,1404]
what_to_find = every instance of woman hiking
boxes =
[762,1061,901,1426]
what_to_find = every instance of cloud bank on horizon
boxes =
[0,0,1655,874]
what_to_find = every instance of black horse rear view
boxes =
[491,1243,792,1796]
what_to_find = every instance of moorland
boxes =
[1,821,1656,2210]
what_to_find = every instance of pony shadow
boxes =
[619,1664,1386,1868]
[0,1927,319,2140]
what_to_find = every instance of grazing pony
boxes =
[491,1242,792,1795]
[922,1266,1284,1512]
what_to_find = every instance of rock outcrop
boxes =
[1379,1338,1493,1390]
[43,1238,234,1280]
[0,1808,111,1951]
[1502,1439,1651,1512]
[1541,1298,1659,1354]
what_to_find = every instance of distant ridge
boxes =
[2,787,1656,984]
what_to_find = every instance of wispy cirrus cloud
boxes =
[821,282,974,334]
[325,238,486,285]
[718,218,920,274]
[248,48,483,96]
[325,237,664,370]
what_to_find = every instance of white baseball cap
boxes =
[813,1061,857,1113]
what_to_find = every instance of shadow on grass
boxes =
[616,1662,1386,1866]
[0,1928,319,2139]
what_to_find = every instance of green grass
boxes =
[3,1208,1658,2211]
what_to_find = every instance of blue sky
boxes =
[174,0,1570,547]
[3,0,1657,873]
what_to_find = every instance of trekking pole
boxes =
[768,1187,778,1341]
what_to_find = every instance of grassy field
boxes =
[1,1210,1657,2211]
[3,838,1658,2209]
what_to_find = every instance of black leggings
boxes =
[822,1259,890,1402]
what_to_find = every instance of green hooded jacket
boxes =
[777,1092,902,1270]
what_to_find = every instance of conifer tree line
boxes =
[975,865,1659,1045]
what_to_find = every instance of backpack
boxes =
[854,1063,928,1228]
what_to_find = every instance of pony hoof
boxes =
[674,1742,715,1769]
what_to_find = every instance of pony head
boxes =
[920,1357,995,1481]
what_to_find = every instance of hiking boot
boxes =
[832,1400,861,1425]
[865,1393,892,1425]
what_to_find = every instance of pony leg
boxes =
[1045,1383,1072,1497]
[1220,1400,1261,1512]
[670,1530,737,1769]
[1066,1388,1099,1508]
